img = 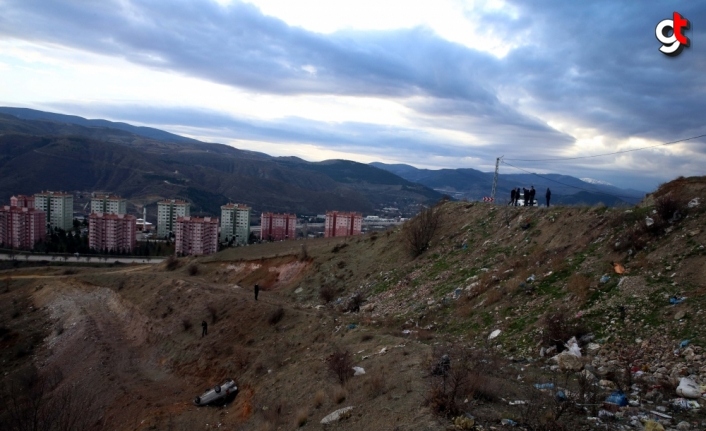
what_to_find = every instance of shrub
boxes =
[542,310,589,352]
[181,318,192,332]
[327,348,354,384]
[187,263,199,276]
[313,389,325,408]
[295,408,308,427]
[268,307,284,325]
[332,386,347,404]
[655,194,685,222]
[298,244,309,262]
[165,255,179,271]
[366,369,388,398]
[403,205,442,257]
[319,285,335,303]
[347,292,364,312]
[331,243,348,253]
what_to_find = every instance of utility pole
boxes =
[490,156,502,202]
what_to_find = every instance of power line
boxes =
[500,160,641,201]
[504,133,706,162]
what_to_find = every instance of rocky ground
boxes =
[1,176,705,430]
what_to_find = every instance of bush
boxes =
[655,194,685,221]
[327,348,354,384]
[165,255,179,271]
[187,263,199,276]
[298,244,309,262]
[319,285,335,303]
[346,292,364,312]
[542,310,589,352]
[403,205,442,257]
[181,318,192,332]
[268,307,284,325]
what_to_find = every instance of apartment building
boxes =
[10,195,35,209]
[88,212,137,253]
[91,194,127,215]
[175,216,218,256]
[324,211,362,238]
[220,203,251,245]
[157,199,190,238]
[260,212,296,241]
[34,191,73,231]
[0,204,46,250]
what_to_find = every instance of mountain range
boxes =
[0,107,646,217]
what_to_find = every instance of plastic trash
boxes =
[526,274,535,283]
[534,383,554,390]
[565,336,581,357]
[599,274,610,284]
[676,377,701,399]
[500,418,517,426]
[688,197,700,208]
[605,390,628,406]
[670,296,686,305]
[680,339,691,348]
[555,390,567,401]
[613,262,625,274]
[645,216,654,227]
[352,366,365,376]
[643,420,665,431]
[488,329,501,340]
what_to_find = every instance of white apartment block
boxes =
[34,191,74,232]
[91,194,127,215]
[220,203,251,245]
[157,199,190,238]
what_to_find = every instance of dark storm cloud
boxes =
[4,0,706,188]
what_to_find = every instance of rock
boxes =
[360,303,376,312]
[677,421,691,430]
[321,406,354,424]
[554,351,583,371]
[353,366,365,376]
[586,343,601,355]
[675,310,687,320]
[677,377,701,398]
[488,329,501,340]
[645,216,654,227]
[294,287,303,294]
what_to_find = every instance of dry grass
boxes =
[567,273,591,303]
[366,369,388,398]
[332,386,347,404]
[295,408,308,427]
[313,389,325,408]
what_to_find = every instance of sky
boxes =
[1,0,705,191]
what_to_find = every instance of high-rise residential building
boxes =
[10,195,35,209]
[0,204,46,250]
[175,216,218,256]
[157,199,190,238]
[260,212,296,241]
[90,194,127,215]
[88,213,137,253]
[34,191,74,231]
[220,203,251,245]
[324,211,362,238]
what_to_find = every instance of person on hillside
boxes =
[509,188,516,205]
[254,284,260,301]
[515,188,521,206]
[546,188,551,207]
[201,320,208,337]
[523,188,529,206]
[529,186,536,207]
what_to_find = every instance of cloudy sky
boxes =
[1,0,704,190]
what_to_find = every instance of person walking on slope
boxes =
[529,186,536,207]
[546,188,551,207]
[509,188,516,205]
[254,284,260,301]
[201,320,208,337]
[515,188,521,206]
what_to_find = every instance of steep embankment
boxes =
[2,176,705,430]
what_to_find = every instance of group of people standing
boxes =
[508,186,552,207]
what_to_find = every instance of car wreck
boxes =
[193,379,238,406]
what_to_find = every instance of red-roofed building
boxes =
[175,216,219,256]
[324,211,362,238]
[260,212,296,241]
[0,204,46,250]
[89,212,137,253]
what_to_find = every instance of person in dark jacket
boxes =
[509,188,516,205]
[529,186,536,207]
[254,284,260,301]
[523,188,529,206]
[546,188,551,207]
[515,188,521,206]
[201,320,208,337]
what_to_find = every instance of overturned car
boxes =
[193,379,238,406]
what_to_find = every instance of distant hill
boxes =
[0,110,442,217]
[371,162,646,206]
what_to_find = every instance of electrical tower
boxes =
[490,156,502,202]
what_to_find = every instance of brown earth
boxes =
[1,176,706,430]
